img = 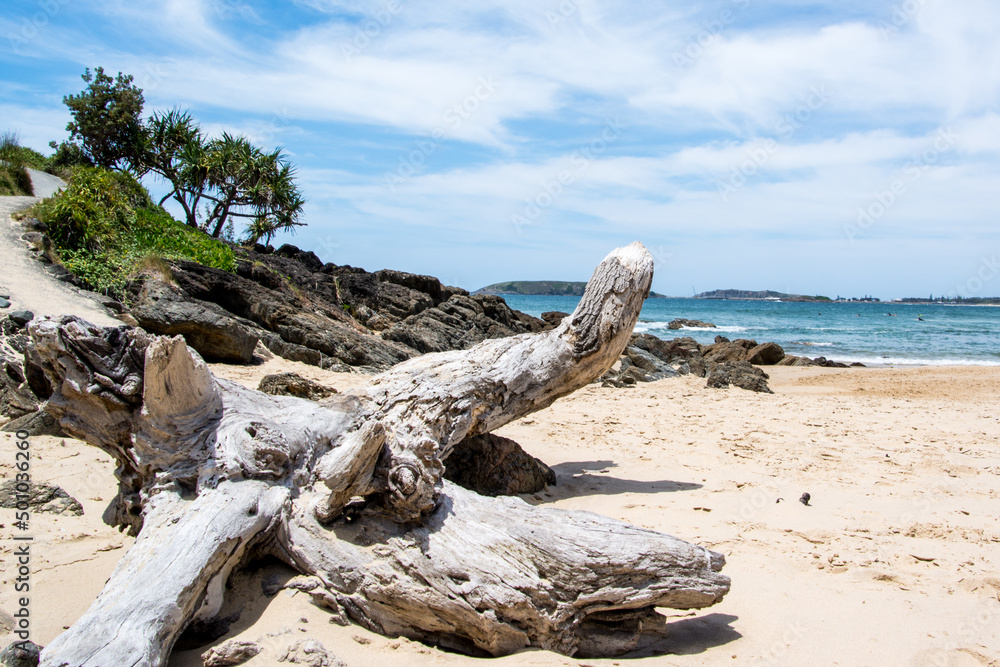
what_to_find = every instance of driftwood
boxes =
[31,243,729,666]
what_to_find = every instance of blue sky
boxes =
[2,0,999,299]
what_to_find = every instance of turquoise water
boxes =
[501,296,1000,367]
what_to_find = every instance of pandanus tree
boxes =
[57,68,307,245]
[140,110,306,244]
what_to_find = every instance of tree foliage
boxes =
[63,67,145,170]
[57,67,307,244]
[140,110,306,243]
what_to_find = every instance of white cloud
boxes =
[3,0,999,296]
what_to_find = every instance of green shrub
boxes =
[0,131,35,196]
[29,166,235,300]
[47,141,93,178]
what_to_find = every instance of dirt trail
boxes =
[0,170,119,326]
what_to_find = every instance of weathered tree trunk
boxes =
[32,243,730,667]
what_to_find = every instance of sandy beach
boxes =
[3,352,998,665]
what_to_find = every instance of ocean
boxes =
[500,296,1000,367]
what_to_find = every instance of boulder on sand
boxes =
[776,355,816,367]
[705,361,773,394]
[702,338,757,364]
[746,342,785,365]
[131,280,258,364]
[444,433,556,497]
[257,372,338,401]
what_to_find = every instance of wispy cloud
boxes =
[1,0,998,296]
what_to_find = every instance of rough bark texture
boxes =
[32,244,730,667]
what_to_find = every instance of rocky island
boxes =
[476,280,667,298]
[695,289,831,302]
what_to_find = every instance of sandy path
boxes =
[27,169,66,199]
[0,172,119,326]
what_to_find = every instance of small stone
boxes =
[201,639,261,667]
[0,640,41,667]
[799,492,811,506]
[8,311,33,328]
[258,372,337,401]
[0,298,10,309]
[279,639,345,667]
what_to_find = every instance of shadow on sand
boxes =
[545,460,702,499]
[625,612,742,659]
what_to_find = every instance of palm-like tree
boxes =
[140,113,305,241]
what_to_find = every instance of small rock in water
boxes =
[799,492,811,506]
[0,640,41,667]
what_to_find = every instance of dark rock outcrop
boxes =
[0,359,38,420]
[7,311,33,328]
[1,408,64,437]
[625,347,680,380]
[541,311,570,329]
[775,355,817,367]
[746,342,785,366]
[812,357,850,368]
[444,433,556,496]
[622,334,707,378]
[702,338,759,364]
[163,261,413,370]
[381,294,535,354]
[257,372,338,401]
[275,244,323,271]
[150,249,545,372]
[131,280,258,364]
[705,361,773,394]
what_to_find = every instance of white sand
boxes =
[3,356,997,665]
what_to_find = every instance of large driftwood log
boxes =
[32,244,729,667]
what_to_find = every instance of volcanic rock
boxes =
[746,342,785,365]
[445,433,556,496]
[131,280,258,364]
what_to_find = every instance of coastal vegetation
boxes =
[55,66,306,245]
[59,67,144,171]
[25,166,235,300]
[4,65,309,300]
[140,109,305,244]
[0,131,48,195]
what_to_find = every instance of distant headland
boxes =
[694,289,832,302]
[475,280,667,298]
